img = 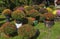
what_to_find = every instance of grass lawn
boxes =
[36,22,60,39]
[0,14,60,39]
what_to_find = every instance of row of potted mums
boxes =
[0,5,60,39]
[2,6,57,28]
[2,5,60,28]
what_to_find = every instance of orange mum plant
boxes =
[2,9,12,16]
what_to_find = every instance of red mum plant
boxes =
[44,13,55,21]
[18,24,37,39]
[27,9,39,17]
[1,22,17,37]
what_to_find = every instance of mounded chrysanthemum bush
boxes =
[25,9,40,25]
[18,24,37,39]
[2,9,12,16]
[2,9,12,22]
[24,6,33,16]
[1,22,17,37]
[43,13,55,21]
[27,9,39,17]
[12,10,25,20]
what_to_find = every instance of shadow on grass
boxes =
[9,31,18,37]
[30,29,40,39]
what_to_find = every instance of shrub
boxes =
[18,24,37,39]
[1,22,17,37]
[43,13,55,21]
[27,9,39,17]
[24,6,33,15]
[2,9,12,16]
[12,10,25,20]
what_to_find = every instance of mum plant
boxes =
[24,6,33,15]
[2,9,12,16]
[18,24,37,39]
[2,9,12,22]
[43,13,55,21]
[26,9,39,25]
[12,10,25,21]
[1,22,17,37]
[27,9,39,17]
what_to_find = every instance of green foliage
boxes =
[0,0,5,6]
[0,0,6,13]
[12,10,25,20]
[0,0,33,10]
[18,24,37,39]
[0,0,19,10]
[0,7,6,13]
[1,22,17,37]
[19,0,33,5]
